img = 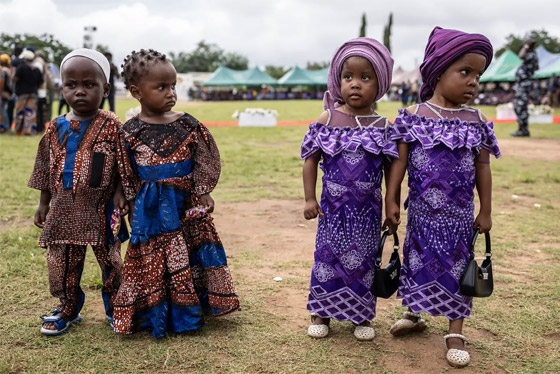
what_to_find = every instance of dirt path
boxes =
[211,199,507,374]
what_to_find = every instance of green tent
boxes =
[306,68,328,85]
[278,67,316,85]
[480,49,521,82]
[203,66,277,86]
[242,67,278,86]
[203,66,237,86]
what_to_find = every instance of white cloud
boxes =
[1,0,559,70]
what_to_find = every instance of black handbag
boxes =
[371,229,401,298]
[460,228,494,297]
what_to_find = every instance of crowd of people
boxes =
[0,46,118,135]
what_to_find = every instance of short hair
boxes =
[121,49,169,89]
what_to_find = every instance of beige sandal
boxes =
[307,314,329,338]
[389,311,427,336]
[354,325,375,341]
[444,333,470,367]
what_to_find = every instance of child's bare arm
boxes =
[474,149,492,233]
[303,152,323,220]
[34,190,51,228]
[383,142,409,233]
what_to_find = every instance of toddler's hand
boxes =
[200,194,215,213]
[303,200,323,220]
[113,191,129,216]
[384,202,401,234]
[474,212,492,233]
[34,204,50,229]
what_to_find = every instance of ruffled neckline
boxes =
[301,121,398,159]
[391,109,501,157]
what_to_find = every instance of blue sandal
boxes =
[40,311,82,336]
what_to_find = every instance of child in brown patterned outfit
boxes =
[112,49,239,338]
[28,49,128,336]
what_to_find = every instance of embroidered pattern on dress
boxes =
[410,147,430,170]
[423,187,447,209]
[459,152,475,172]
[409,249,423,271]
[313,262,336,283]
[341,249,363,271]
[342,148,365,165]
[326,181,347,197]
[362,269,375,287]
[450,258,467,280]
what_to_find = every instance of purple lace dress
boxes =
[392,102,501,320]
[301,110,398,324]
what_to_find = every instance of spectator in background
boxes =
[99,52,118,112]
[13,48,42,135]
[6,45,23,127]
[547,74,559,108]
[400,81,410,106]
[33,50,51,132]
[512,38,538,137]
[0,54,13,132]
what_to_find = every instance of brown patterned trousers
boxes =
[46,243,122,318]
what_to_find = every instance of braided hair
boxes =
[121,49,169,89]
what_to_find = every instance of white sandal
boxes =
[444,333,470,367]
[307,314,329,338]
[389,311,427,336]
[354,325,375,341]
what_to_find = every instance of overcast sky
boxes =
[1,0,559,71]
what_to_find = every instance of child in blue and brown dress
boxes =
[112,49,240,338]
[28,48,129,336]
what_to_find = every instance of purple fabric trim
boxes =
[390,109,501,157]
[301,122,399,160]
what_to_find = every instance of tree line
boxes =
[1,26,559,78]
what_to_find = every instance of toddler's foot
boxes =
[389,311,427,336]
[354,321,375,341]
[40,311,82,336]
[307,314,330,338]
[444,334,470,367]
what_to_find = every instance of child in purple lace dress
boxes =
[302,38,396,341]
[384,27,500,367]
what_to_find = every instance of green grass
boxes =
[1,99,559,373]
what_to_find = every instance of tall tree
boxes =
[306,61,329,70]
[169,40,248,73]
[359,13,367,37]
[383,13,393,53]
[265,65,289,80]
[496,29,560,57]
[0,33,71,65]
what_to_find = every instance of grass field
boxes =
[0,100,559,373]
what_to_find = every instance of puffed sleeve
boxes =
[116,128,140,201]
[192,123,221,195]
[28,132,52,191]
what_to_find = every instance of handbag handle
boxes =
[470,227,492,260]
[375,228,400,267]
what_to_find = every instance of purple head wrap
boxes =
[419,26,493,102]
[323,37,393,110]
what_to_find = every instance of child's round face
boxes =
[340,56,378,114]
[436,53,487,105]
[61,57,108,117]
[131,61,177,114]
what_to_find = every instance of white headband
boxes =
[60,48,110,83]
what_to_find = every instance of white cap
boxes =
[19,49,35,61]
[60,48,110,83]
